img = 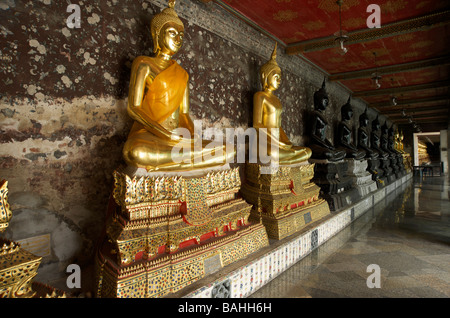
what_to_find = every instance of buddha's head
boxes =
[340,96,353,121]
[371,115,380,131]
[359,108,369,127]
[314,79,329,111]
[260,43,281,92]
[151,0,184,57]
[394,128,400,140]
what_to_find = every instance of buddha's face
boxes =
[266,70,281,91]
[360,117,368,127]
[372,121,380,131]
[314,92,328,111]
[341,106,353,121]
[321,96,329,109]
[159,22,184,56]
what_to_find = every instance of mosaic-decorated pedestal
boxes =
[345,159,377,197]
[175,173,413,299]
[309,159,360,212]
[95,166,269,298]
[240,162,331,240]
[1,180,42,298]
[0,238,42,298]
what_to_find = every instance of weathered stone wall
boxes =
[0,0,390,290]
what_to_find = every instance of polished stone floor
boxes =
[250,175,450,298]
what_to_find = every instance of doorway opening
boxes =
[413,131,443,175]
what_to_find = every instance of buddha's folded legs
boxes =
[309,144,346,161]
[123,130,235,171]
[259,144,312,165]
[344,148,366,160]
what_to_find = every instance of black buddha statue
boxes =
[309,80,346,161]
[381,122,394,155]
[336,96,366,160]
[371,116,388,159]
[358,108,379,159]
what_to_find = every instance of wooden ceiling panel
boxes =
[362,86,450,104]
[217,0,450,130]
[339,66,450,96]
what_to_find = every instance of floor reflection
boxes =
[250,176,450,298]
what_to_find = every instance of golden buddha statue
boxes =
[123,0,233,172]
[95,1,270,298]
[253,43,312,165]
[395,129,406,154]
[240,43,330,241]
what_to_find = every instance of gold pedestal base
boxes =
[241,162,331,240]
[96,222,268,298]
[259,200,330,240]
[95,166,269,298]
[0,239,42,298]
[1,180,42,298]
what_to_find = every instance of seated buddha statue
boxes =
[252,43,312,165]
[397,130,407,154]
[381,122,396,157]
[371,116,388,159]
[122,0,234,171]
[357,108,379,159]
[388,126,402,155]
[336,97,366,160]
[308,80,346,161]
[393,128,406,154]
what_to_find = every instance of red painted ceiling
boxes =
[217,0,450,130]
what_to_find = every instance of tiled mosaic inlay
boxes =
[311,229,318,250]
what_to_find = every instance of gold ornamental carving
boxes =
[0,179,42,298]
[96,166,269,297]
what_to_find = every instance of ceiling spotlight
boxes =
[401,109,406,117]
[335,36,348,55]
[371,52,381,89]
[371,73,382,89]
[334,0,348,55]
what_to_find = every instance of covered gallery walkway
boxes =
[250,175,450,298]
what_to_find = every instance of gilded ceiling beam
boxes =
[286,10,450,55]
[328,56,450,81]
[352,80,450,97]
